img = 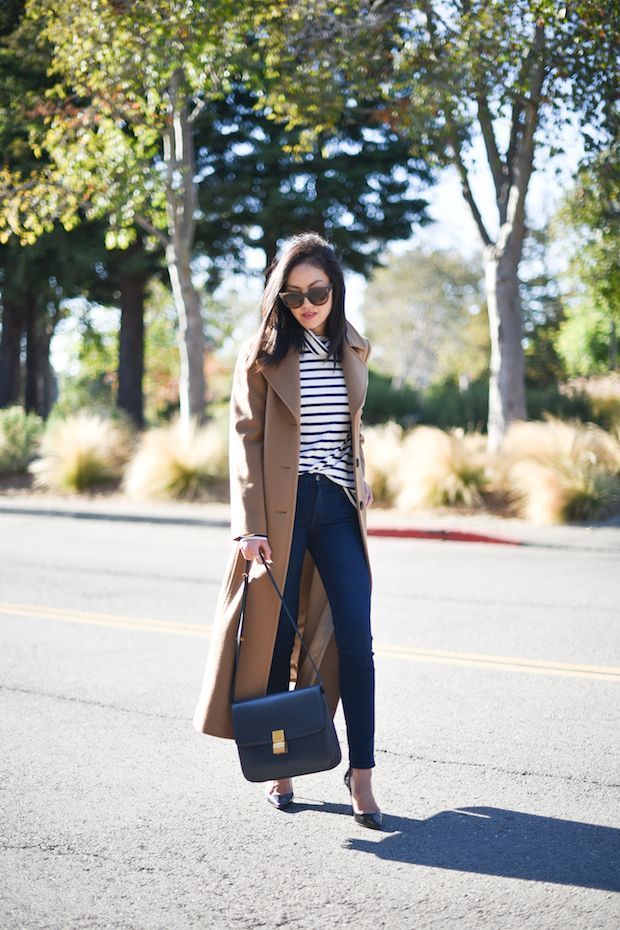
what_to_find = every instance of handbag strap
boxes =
[230,553,326,701]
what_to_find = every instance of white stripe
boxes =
[298,334,356,499]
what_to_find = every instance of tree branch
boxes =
[448,132,493,247]
[188,95,207,124]
[501,24,546,251]
[505,96,523,184]
[475,91,507,220]
[134,213,169,248]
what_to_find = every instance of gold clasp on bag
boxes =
[272,729,287,754]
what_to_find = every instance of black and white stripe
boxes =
[298,330,357,507]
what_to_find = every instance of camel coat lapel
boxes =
[193,320,371,739]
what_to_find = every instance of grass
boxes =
[30,411,132,493]
[361,422,404,505]
[123,417,228,501]
[499,417,620,523]
[11,399,620,525]
[392,426,490,511]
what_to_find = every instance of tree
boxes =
[1,0,253,423]
[0,0,54,412]
[0,226,110,416]
[84,238,166,427]
[254,1,616,447]
[389,0,617,447]
[555,150,619,376]
[362,247,485,389]
[195,80,431,275]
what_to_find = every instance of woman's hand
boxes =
[363,479,374,508]
[238,536,273,563]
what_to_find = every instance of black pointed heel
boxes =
[343,767,383,830]
[265,780,294,810]
[265,790,294,810]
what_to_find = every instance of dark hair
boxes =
[249,232,347,369]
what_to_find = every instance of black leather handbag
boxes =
[230,554,342,783]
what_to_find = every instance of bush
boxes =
[123,418,228,501]
[392,426,489,511]
[419,378,489,432]
[30,412,132,493]
[561,374,620,432]
[526,385,595,425]
[500,418,620,523]
[416,378,608,433]
[0,407,44,475]
[364,369,420,426]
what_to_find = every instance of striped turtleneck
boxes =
[298,329,357,507]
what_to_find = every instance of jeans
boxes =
[266,472,375,769]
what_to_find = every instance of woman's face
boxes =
[283,261,333,337]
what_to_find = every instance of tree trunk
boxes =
[262,230,279,273]
[609,320,618,371]
[485,246,527,451]
[441,20,545,450]
[166,245,205,424]
[0,298,23,407]
[118,269,146,427]
[24,292,40,415]
[164,69,206,425]
[39,330,56,419]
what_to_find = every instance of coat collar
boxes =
[261,320,368,423]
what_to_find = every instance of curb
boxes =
[367,527,524,546]
[0,502,524,546]
[0,504,229,528]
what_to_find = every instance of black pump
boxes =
[265,786,294,809]
[343,768,383,830]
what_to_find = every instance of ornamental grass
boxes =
[123,417,228,501]
[500,418,620,523]
[361,422,404,505]
[392,426,489,511]
[30,412,132,492]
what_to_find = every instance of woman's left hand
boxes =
[363,479,374,508]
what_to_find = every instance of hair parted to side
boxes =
[248,231,347,369]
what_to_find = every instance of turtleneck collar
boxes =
[302,328,330,358]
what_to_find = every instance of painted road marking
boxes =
[1,601,619,682]
[0,602,207,637]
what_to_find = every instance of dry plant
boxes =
[392,426,489,511]
[123,418,228,500]
[30,412,132,492]
[500,418,620,523]
[361,422,404,505]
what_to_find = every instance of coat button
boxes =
[359,500,364,510]
[355,457,360,468]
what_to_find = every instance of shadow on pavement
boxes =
[292,802,620,891]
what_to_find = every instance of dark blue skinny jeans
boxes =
[266,472,375,769]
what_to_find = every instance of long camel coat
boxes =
[192,318,372,739]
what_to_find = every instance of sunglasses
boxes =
[278,283,333,310]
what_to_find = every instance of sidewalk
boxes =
[1,490,619,551]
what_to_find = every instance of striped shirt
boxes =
[298,330,357,508]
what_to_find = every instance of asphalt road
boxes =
[1,511,619,930]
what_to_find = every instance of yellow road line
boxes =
[377,647,620,681]
[0,602,208,637]
[1,601,619,681]
[378,644,620,675]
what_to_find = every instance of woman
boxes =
[193,232,381,829]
